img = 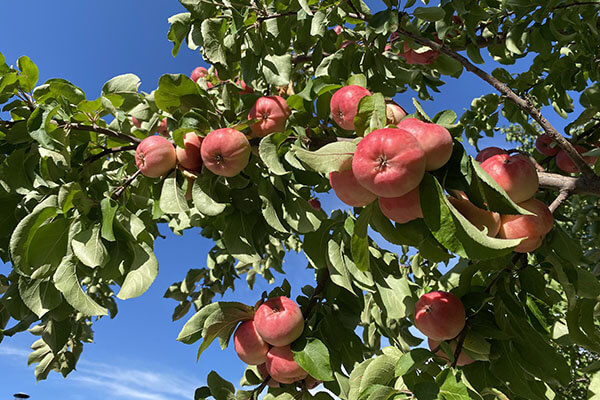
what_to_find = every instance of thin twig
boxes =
[59,122,142,144]
[111,169,142,199]
[302,269,330,319]
[549,189,572,213]
[84,144,137,164]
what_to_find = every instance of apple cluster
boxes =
[233,296,319,388]
[328,85,454,224]
[535,134,597,173]
[414,291,474,366]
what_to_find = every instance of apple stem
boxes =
[111,169,142,200]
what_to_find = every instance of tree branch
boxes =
[302,269,329,319]
[84,144,138,164]
[549,189,572,213]
[60,122,142,144]
[111,169,142,199]
[538,171,600,196]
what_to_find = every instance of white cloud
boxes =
[0,344,29,359]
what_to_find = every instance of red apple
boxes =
[191,66,208,82]
[428,338,474,367]
[378,187,423,224]
[254,296,304,347]
[200,128,251,177]
[352,128,426,198]
[233,320,270,365]
[414,291,466,341]
[396,118,453,171]
[257,363,280,388]
[535,134,559,156]
[498,198,553,253]
[239,79,254,94]
[329,160,377,207]
[480,153,539,203]
[448,192,501,237]
[248,95,291,138]
[131,116,141,128]
[176,132,203,171]
[475,147,507,163]
[333,25,342,35]
[400,43,439,65]
[330,85,372,131]
[156,118,169,136]
[135,136,176,178]
[308,198,322,211]
[265,345,308,385]
[386,103,407,125]
[556,145,597,173]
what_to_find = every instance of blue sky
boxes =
[0,1,582,399]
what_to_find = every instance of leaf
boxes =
[354,93,386,136]
[293,141,356,174]
[262,54,292,86]
[116,241,159,300]
[395,348,432,376]
[100,198,118,241]
[327,238,356,294]
[27,218,70,277]
[53,256,108,316]
[292,337,334,381]
[347,74,367,88]
[167,12,192,57]
[436,369,471,400]
[155,73,207,113]
[259,132,289,175]
[101,73,141,111]
[412,98,431,121]
[351,205,372,272]
[18,277,62,318]
[17,55,39,92]
[192,175,227,216]
[207,371,236,400]
[160,171,189,214]
[414,7,446,21]
[71,224,108,268]
[358,353,398,394]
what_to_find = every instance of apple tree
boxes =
[1,0,600,398]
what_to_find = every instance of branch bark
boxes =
[84,144,138,164]
[59,122,142,144]
[537,171,600,196]
[549,189,572,213]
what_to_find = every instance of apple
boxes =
[333,25,342,35]
[378,187,423,224]
[330,85,372,130]
[233,320,270,365]
[191,66,208,82]
[396,118,453,171]
[428,338,475,367]
[448,192,501,237]
[239,79,254,94]
[265,345,308,385]
[308,198,322,211]
[352,128,426,198]
[556,145,598,173]
[329,160,377,207]
[475,147,507,163]
[480,153,539,203]
[257,363,280,388]
[135,136,177,178]
[248,95,291,138]
[498,198,553,253]
[156,118,169,136]
[385,103,407,125]
[176,132,203,171]
[535,134,559,156]
[414,291,466,341]
[400,43,439,65]
[200,128,251,177]
[131,116,141,128]
[254,296,304,347]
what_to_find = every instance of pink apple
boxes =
[480,153,539,203]
[308,198,322,211]
[556,145,597,173]
[191,66,208,82]
[498,198,553,253]
[414,291,466,341]
[329,160,377,207]
[385,103,407,125]
[378,187,423,224]
[475,147,507,163]
[330,85,372,130]
[135,136,177,178]
[239,79,253,94]
[233,320,269,365]
[257,363,280,388]
[156,118,169,136]
[131,116,141,128]
[265,345,308,385]
[333,25,342,35]
[176,132,203,171]
[200,128,251,177]
[400,43,439,65]
[248,95,291,138]
[396,118,453,171]
[448,192,501,237]
[254,296,304,347]
[535,134,558,156]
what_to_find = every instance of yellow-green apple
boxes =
[428,338,475,367]
[396,118,453,171]
[233,320,270,365]
[475,147,507,163]
[378,187,423,224]
[448,192,501,237]
[480,153,539,203]
[330,85,372,130]
[135,136,176,178]
[257,363,281,388]
[400,42,439,65]
[498,198,553,253]
[329,160,376,207]
[414,291,465,341]
[191,66,208,82]
[386,103,407,125]
[156,118,169,136]
[556,145,597,173]
[535,134,558,156]
[265,345,308,385]
[131,116,142,128]
[248,95,291,138]
[200,128,251,177]
[254,296,304,347]
[176,132,203,171]
[352,128,426,198]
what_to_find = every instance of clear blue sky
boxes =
[0,2,582,399]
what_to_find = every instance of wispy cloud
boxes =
[0,344,29,359]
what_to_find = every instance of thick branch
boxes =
[84,144,137,164]
[549,189,572,213]
[538,171,600,196]
[395,28,597,179]
[60,122,141,144]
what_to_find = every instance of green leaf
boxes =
[100,198,118,241]
[27,218,70,278]
[53,256,108,316]
[262,54,292,87]
[17,56,39,92]
[354,93,387,136]
[412,98,431,121]
[347,74,367,88]
[293,141,356,174]
[292,337,334,381]
[207,371,236,400]
[358,353,398,393]
[259,132,289,175]
[395,348,432,376]
[155,73,207,113]
[436,369,471,400]
[18,277,62,318]
[101,73,141,111]
[192,176,227,216]
[351,205,372,272]
[116,241,158,300]
[160,171,189,214]
[327,238,355,294]
[413,7,446,21]
[167,12,192,57]
[58,182,82,214]
[71,224,108,268]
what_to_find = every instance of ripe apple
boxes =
[352,128,426,198]
[156,118,169,136]
[428,338,474,367]
[498,198,553,253]
[176,132,203,171]
[200,128,251,177]
[257,363,281,388]
[535,134,559,156]
[333,25,342,35]
[475,147,507,163]
[414,291,466,341]
[330,85,372,130]
[400,43,439,65]
[254,296,304,347]
[248,95,291,138]
[556,145,598,173]
[233,320,270,365]
[265,345,308,385]
[329,160,377,207]
[308,198,322,211]
[448,192,501,237]
[378,187,423,224]
[396,118,453,171]
[191,66,208,82]
[480,153,539,203]
[135,136,176,178]
[131,116,142,128]
[238,79,254,94]
[385,103,407,125]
